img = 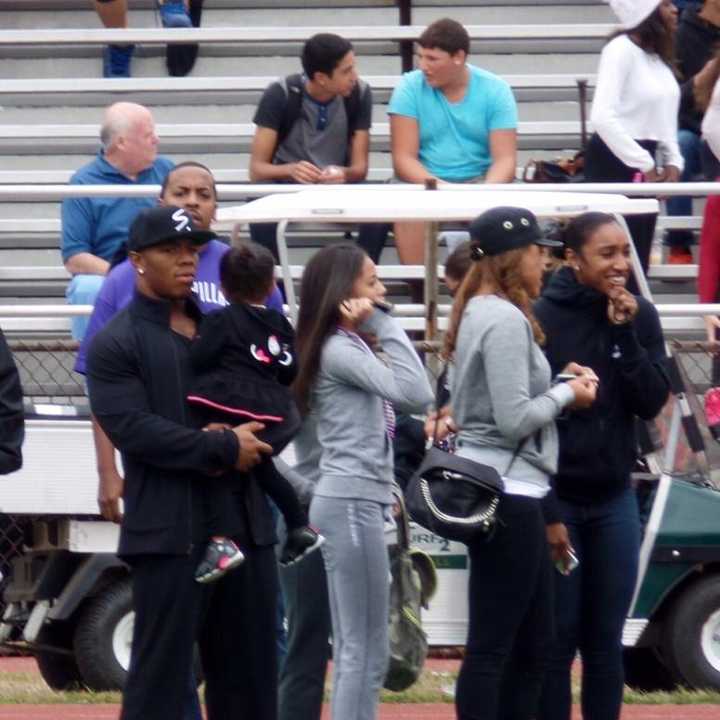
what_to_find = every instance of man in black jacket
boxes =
[87,206,278,720]
[0,327,23,475]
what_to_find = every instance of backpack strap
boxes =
[343,78,366,140]
[276,73,366,151]
[276,73,305,146]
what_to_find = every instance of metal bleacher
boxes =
[0,0,708,343]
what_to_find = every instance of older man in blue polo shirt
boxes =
[61,102,174,338]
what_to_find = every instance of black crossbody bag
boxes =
[405,369,522,544]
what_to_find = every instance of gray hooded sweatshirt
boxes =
[308,309,433,505]
[452,295,575,497]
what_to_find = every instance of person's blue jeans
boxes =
[538,487,641,720]
[66,273,104,340]
[665,129,702,249]
[672,0,700,10]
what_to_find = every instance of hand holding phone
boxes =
[556,363,599,385]
[338,297,374,326]
[555,547,580,576]
[373,298,394,314]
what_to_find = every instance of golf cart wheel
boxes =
[663,574,720,690]
[73,577,133,691]
[622,646,677,692]
[35,623,84,691]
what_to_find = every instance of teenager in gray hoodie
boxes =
[444,207,597,720]
[293,243,433,720]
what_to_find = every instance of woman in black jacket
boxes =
[535,212,670,720]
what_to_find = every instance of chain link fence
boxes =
[2,341,85,622]
[0,515,30,627]
[9,340,86,408]
[669,341,720,478]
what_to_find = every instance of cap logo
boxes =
[503,221,513,230]
[521,218,530,227]
[172,208,191,233]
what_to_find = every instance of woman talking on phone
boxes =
[536,213,670,720]
[292,244,433,720]
[445,207,597,720]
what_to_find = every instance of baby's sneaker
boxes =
[195,538,244,583]
[279,526,325,567]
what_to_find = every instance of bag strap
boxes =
[502,438,525,477]
[277,73,364,152]
[345,80,365,139]
[392,485,412,551]
[429,364,450,446]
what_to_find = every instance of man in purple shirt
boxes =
[75,238,284,374]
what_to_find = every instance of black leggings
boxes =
[455,493,554,720]
[584,134,658,283]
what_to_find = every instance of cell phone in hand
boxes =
[555,373,576,383]
[373,299,394,314]
[555,548,580,576]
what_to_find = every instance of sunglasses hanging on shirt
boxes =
[316,102,330,131]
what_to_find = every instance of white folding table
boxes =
[217,187,659,348]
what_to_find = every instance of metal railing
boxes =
[0,24,616,47]
[1,182,718,201]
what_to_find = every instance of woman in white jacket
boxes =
[587,0,682,273]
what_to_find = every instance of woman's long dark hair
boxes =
[611,5,675,68]
[293,243,367,414]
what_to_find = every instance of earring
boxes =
[574,265,580,271]
[138,269,145,275]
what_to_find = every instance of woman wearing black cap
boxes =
[443,206,597,720]
[536,213,669,720]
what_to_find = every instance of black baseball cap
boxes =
[127,205,214,252]
[468,206,563,259]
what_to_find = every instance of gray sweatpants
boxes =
[309,496,390,720]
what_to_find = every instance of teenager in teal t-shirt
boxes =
[389,65,517,181]
[387,19,518,265]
